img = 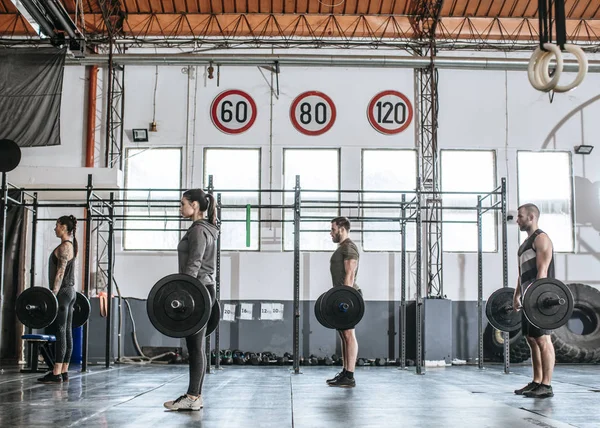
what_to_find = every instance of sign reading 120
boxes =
[367,90,413,135]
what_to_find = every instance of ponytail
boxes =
[206,193,218,226]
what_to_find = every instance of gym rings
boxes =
[527,43,588,93]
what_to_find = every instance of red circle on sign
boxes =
[367,90,413,135]
[290,91,337,136]
[210,90,257,134]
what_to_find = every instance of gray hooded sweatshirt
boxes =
[177,219,220,286]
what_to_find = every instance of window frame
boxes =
[282,147,341,252]
[440,149,498,253]
[516,150,575,254]
[203,147,262,252]
[123,146,183,252]
[360,148,418,253]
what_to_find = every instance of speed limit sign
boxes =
[210,90,257,134]
[367,91,413,135]
[290,91,336,136]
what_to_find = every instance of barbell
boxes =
[146,274,220,338]
[486,278,574,332]
[314,286,365,330]
[16,287,91,329]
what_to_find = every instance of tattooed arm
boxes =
[53,243,73,294]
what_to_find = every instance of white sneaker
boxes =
[163,395,203,411]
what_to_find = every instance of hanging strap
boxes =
[539,0,567,51]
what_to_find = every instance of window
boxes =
[124,148,182,251]
[361,149,417,251]
[517,151,573,252]
[441,150,497,252]
[284,149,339,251]
[204,148,260,251]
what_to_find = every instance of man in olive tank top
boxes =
[513,204,556,398]
[326,217,360,388]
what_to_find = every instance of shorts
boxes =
[521,312,551,338]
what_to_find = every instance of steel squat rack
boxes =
[1,172,509,375]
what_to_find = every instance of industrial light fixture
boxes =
[150,66,159,132]
[132,129,149,142]
[575,145,594,155]
[12,0,84,53]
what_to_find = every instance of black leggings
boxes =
[55,286,76,364]
[186,285,216,397]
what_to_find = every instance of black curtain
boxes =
[0,47,66,147]
[1,190,25,361]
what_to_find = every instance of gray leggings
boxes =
[55,286,76,364]
[186,285,216,397]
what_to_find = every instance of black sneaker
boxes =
[514,381,539,395]
[37,373,62,384]
[61,373,69,382]
[524,384,553,398]
[326,371,345,384]
[328,374,356,388]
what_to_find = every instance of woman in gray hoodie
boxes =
[164,188,219,411]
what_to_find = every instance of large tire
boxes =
[552,283,600,363]
[483,324,531,363]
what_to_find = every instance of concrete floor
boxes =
[0,364,598,427]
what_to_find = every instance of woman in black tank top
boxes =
[38,215,79,384]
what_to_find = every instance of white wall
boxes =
[439,66,600,300]
[12,49,600,301]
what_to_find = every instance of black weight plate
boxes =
[0,139,21,172]
[147,274,212,338]
[320,287,365,330]
[523,278,574,330]
[206,300,221,337]
[314,293,333,329]
[73,292,91,328]
[485,287,521,332]
[15,287,58,329]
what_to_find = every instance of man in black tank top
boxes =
[513,204,556,398]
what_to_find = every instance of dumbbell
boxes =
[232,350,246,365]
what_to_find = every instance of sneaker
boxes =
[514,381,540,395]
[524,384,553,398]
[61,373,69,382]
[37,373,62,384]
[328,374,356,388]
[163,395,203,411]
[326,371,345,385]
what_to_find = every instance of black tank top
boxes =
[48,242,76,288]
[518,229,554,291]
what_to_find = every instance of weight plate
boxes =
[314,293,333,329]
[523,278,574,330]
[485,287,521,332]
[16,287,58,329]
[72,292,91,328]
[147,274,212,338]
[206,300,221,337]
[0,139,21,172]
[319,286,365,330]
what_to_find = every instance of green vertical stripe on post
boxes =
[246,204,251,248]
